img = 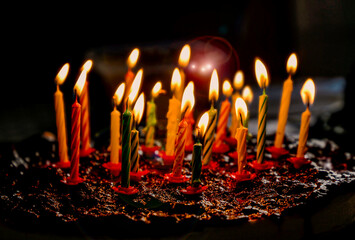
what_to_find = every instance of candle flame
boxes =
[171,68,182,93]
[222,80,233,97]
[209,69,219,102]
[127,48,140,69]
[74,70,87,96]
[178,44,191,68]
[181,81,195,114]
[235,97,248,123]
[300,78,315,106]
[55,63,69,85]
[152,81,162,98]
[242,86,253,105]
[233,70,244,90]
[286,53,298,75]
[197,112,209,137]
[255,58,269,89]
[114,83,125,105]
[128,69,143,106]
[133,93,145,124]
[81,60,93,72]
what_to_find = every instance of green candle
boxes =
[145,99,157,147]
[121,109,132,188]
[191,140,202,187]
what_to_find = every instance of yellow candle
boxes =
[215,80,232,147]
[297,79,315,158]
[274,53,298,148]
[54,63,69,164]
[234,97,248,173]
[166,68,182,156]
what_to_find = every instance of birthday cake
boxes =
[0,132,354,238]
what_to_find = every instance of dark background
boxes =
[1,0,354,144]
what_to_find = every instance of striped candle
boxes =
[68,97,81,182]
[215,98,230,147]
[257,93,268,163]
[80,81,91,153]
[172,119,188,176]
[130,129,139,172]
[145,100,157,147]
[191,141,202,186]
[121,110,132,188]
[202,107,217,165]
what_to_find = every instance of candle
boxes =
[235,97,248,173]
[230,70,244,137]
[202,69,219,166]
[165,68,182,156]
[79,60,94,156]
[145,81,162,147]
[297,79,315,158]
[110,83,125,165]
[124,48,140,111]
[177,44,191,101]
[66,72,87,184]
[241,86,253,129]
[255,59,270,164]
[192,112,208,186]
[215,80,232,147]
[274,53,298,148]
[172,82,194,176]
[121,70,143,188]
[184,110,195,149]
[131,93,145,172]
[54,63,69,166]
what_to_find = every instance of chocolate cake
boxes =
[0,132,354,239]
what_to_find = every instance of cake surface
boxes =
[0,133,355,238]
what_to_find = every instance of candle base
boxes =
[61,176,85,185]
[102,162,122,171]
[287,157,311,169]
[248,160,276,171]
[80,147,96,157]
[227,151,254,163]
[164,173,189,183]
[230,171,256,182]
[112,186,139,195]
[223,137,238,148]
[141,145,160,158]
[130,170,149,182]
[185,143,194,152]
[53,161,71,169]
[159,151,175,166]
[180,185,208,195]
[266,146,289,159]
[212,143,230,154]
[201,161,218,170]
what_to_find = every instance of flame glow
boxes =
[152,81,162,98]
[235,97,248,124]
[127,48,140,69]
[197,112,209,137]
[114,83,125,106]
[300,78,315,105]
[233,70,244,90]
[209,69,219,102]
[255,58,269,88]
[55,63,69,85]
[74,70,87,96]
[82,60,93,72]
[181,81,195,114]
[222,80,233,97]
[171,68,182,93]
[286,53,298,75]
[133,93,145,124]
[178,44,191,68]
[242,86,253,105]
[128,69,143,106]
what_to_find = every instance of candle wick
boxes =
[56,84,60,91]
[263,88,266,95]
[239,112,244,127]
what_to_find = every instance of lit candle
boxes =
[184,109,195,151]
[66,71,87,185]
[54,63,70,167]
[177,44,191,101]
[297,79,315,158]
[121,69,143,188]
[131,93,145,173]
[192,112,208,186]
[172,82,194,176]
[241,85,253,129]
[255,59,270,164]
[124,48,140,111]
[235,97,248,173]
[202,69,219,166]
[165,68,182,156]
[215,79,233,147]
[145,81,162,147]
[274,53,298,148]
[79,60,94,156]
[109,83,125,166]
[230,70,244,137]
